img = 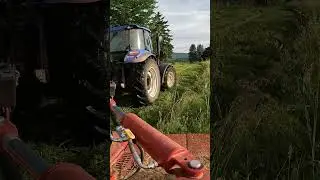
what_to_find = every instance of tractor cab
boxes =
[110,24,160,65]
[110,24,153,54]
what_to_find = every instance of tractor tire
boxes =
[162,66,176,90]
[133,58,161,105]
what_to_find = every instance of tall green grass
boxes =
[214,2,320,180]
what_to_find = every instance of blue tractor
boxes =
[110,24,176,104]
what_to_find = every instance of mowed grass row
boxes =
[22,61,210,179]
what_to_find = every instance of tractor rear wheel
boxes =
[133,58,161,105]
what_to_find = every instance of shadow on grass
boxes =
[112,90,151,108]
[113,93,141,108]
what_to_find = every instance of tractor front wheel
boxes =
[162,66,176,89]
[133,58,161,105]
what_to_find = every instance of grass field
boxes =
[214,2,320,179]
[20,60,210,179]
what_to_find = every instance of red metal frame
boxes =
[109,99,210,180]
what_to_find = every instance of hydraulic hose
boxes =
[127,139,158,169]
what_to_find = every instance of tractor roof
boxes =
[110,24,151,33]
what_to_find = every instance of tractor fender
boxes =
[124,50,156,63]
[159,63,173,83]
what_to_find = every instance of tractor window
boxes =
[110,30,130,52]
[129,29,145,50]
[144,30,153,52]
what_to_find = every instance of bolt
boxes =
[188,160,202,169]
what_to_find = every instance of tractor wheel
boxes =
[133,58,161,105]
[162,66,176,90]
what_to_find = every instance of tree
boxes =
[110,0,157,26]
[188,44,197,63]
[149,12,174,61]
[201,46,212,60]
[196,44,205,61]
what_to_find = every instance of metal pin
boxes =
[188,160,202,169]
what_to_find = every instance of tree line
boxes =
[188,44,211,62]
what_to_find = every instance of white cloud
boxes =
[157,0,210,53]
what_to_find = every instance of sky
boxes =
[157,0,210,53]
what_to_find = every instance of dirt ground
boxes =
[127,154,210,180]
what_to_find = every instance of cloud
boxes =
[157,0,210,53]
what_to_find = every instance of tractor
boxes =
[110,24,176,105]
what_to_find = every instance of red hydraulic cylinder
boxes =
[110,99,209,179]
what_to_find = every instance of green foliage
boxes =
[188,44,197,62]
[196,44,205,60]
[202,46,212,60]
[189,44,206,62]
[214,3,320,179]
[149,12,174,60]
[110,0,157,26]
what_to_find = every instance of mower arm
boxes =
[110,99,210,180]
